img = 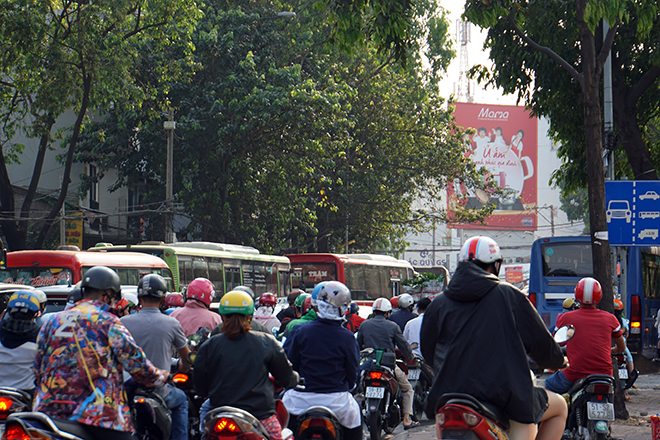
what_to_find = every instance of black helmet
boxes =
[233,285,255,299]
[68,285,83,305]
[81,266,121,296]
[138,274,168,298]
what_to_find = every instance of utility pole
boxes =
[550,205,555,236]
[60,175,65,246]
[164,110,176,243]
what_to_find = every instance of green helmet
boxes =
[295,293,311,308]
[219,290,254,315]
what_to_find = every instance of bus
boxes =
[90,242,291,299]
[286,253,415,311]
[0,250,175,310]
[529,235,652,357]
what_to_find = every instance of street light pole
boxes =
[164,110,176,243]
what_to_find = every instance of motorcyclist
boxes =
[276,289,303,325]
[279,293,314,338]
[32,289,47,326]
[420,236,567,440]
[403,297,431,358]
[115,290,139,317]
[253,292,281,332]
[0,291,41,393]
[33,266,169,440]
[282,281,362,440]
[545,277,626,394]
[163,292,185,314]
[390,293,416,332]
[171,278,222,336]
[554,297,579,330]
[121,274,192,440]
[357,297,418,429]
[194,290,298,440]
[343,302,365,332]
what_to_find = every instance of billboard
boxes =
[448,103,538,230]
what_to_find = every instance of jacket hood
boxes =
[444,261,500,302]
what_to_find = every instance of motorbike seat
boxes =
[435,393,510,430]
[298,406,340,420]
[52,419,96,440]
[567,374,614,395]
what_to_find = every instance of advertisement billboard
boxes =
[448,103,538,230]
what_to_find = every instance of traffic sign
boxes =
[605,181,660,246]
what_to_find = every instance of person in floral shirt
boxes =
[33,266,168,440]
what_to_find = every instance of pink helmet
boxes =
[186,278,215,307]
[259,292,277,308]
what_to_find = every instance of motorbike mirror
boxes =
[554,325,575,345]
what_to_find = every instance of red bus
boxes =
[286,253,415,311]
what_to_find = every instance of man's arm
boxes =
[393,326,414,361]
[268,337,299,390]
[517,294,563,371]
[612,335,626,354]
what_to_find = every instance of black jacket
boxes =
[420,261,563,423]
[194,331,298,420]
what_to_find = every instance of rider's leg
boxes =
[393,366,415,426]
[508,421,537,440]
[536,391,568,440]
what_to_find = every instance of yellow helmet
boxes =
[562,298,576,310]
[219,290,254,315]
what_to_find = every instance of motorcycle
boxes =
[403,348,434,421]
[125,379,172,440]
[292,406,344,440]
[360,348,403,440]
[614,353,638,391]
[0,387,32,437]
[202,400,293,440]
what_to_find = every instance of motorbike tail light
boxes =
[3,424,30,440]
[436,405,482,429]
[137,398,146,404]
[369,372,382,380]
[528,293,536,308]
[172,373,189,384]
[0,397,12,412]
[299,418,336,438]
[214,418,242,434]
[585,383,613,395]
[630,295,641,323]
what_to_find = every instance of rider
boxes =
[420,236,567,440]
[357,297,418,429]
[554,297,579,330]
[545,277,626,394]
[403,297,431,358]
[280,293,314,338]
[389,293,416,332]
[0,291,41,393]
[33,266,169,440]
[121,274,192,440]
[282,281,362,440]
[194,290,298,439]
[253,292,281,332]
[343,302,365,332]
[171,277,222,336]
[276,289,303,325]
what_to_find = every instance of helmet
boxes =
[7,291,40,314]
[219,290,254,315]
[373,297,393,313]
[398,293,414,309]
[259,293,277,308]
[164,292,185,309]
[287,290,303,305]
[138,274,168,298]
[315,281,351,308]
[81,266,121,296]
[562,298,577,310]
[295,293,311,308]
[574,277,602,306]
[390,296,400,309]
[187,278,215,307]
[348,302,359,315]
[122,291,139,307]
[459,236,503,264]
[311,282,329,306]
[32,290,47,306]
[68,285,82,305]
[233,285,255,299]
[302,296,313,314]
[613,298,624,311]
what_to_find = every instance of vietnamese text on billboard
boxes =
[448,103,538,231]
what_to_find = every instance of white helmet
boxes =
[373,297,393,313]
[460,236,503,264]
[398,293,414,309]
[122,291,139,307]
[316,281,351,308]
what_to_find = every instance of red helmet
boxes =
[164,292,185,309]
[186,278,215,307]
[613,299,623,311]
[390,296,400,309]
[302,296,313,314]
[259,292,277,308]
[575,277,602,306]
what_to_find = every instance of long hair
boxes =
[221,313,252,339]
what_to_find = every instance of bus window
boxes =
[208,259,224,292]
[0,268,73,287]
[193,257,208,279]
[115,268,139,285]
[642,252,660,299]
[242,262,255,291]
[541,243,592,277]
[345,264,366,300]
[225,266,241,293]
[291,263,336,290]
[364,266,389,299]
[179,257,193,287]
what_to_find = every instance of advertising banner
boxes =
[448,103,538,230]
[65,211,84,248]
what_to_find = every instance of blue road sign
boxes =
[605,181,660,246]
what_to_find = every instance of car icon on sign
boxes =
[606,200,632,223]
[638,229,659,239]
[640,211,660,219]
[640,191,660,200]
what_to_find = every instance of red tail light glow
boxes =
[436,406,482,429]
[630,295,641,324]
[586,383,613,394]
[214,418,241,434]
[4,424,31,440]
[0,397,11,412]
[299,418,336,437]
[528,293,536,308]
[137,398,146,404]
[172,373,189,384]
[369,372,382,380]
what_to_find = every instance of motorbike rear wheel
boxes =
[367,410,382,440]
[413,379,427,419]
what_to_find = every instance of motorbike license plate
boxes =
[408,369,421,381]
[365,386,385,399]
[619,368,628,380]
[587,402,615,421]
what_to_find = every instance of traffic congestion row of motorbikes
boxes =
[0,325,634,440]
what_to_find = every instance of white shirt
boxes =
[403,314,424,358]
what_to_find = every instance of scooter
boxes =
[292,406,344,440]
[360,349,403,440]
[202,400,293,440]
[125,379,172,440]
[614,353,638,390]
[403,351,434,421]
[0,387,32,437]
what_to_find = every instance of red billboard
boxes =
[448,103,538,230]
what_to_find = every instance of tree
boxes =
[0,0,200,250]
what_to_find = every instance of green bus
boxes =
[90,242,291,300]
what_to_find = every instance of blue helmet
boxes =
[311,281,329,306]
[7,291,40,314]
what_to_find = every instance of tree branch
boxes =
[507,10,583,86]
[628,66,660,106]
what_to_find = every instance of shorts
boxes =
[532,387,549,424]
[544,370,573,395]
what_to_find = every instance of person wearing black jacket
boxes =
[421,236,567,440]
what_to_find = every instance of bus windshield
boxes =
[291,263,337,290]
[0,267,74,287]
[541,242,592,277]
